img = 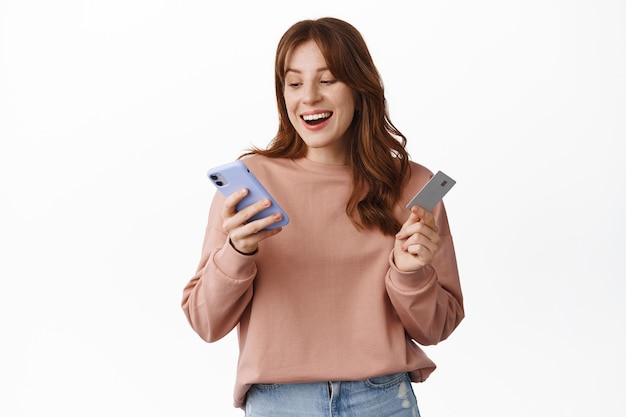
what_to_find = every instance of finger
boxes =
[240,212,284,235]
[396,209,422,240]
[414,206,438,233]
[230,227,282,253]
[229,221,283,254]
[402,208,438,238]
[404,243,435,265]
[222,188,249,218]
[223,190,274,231]
[226,197,284,241]
[403,232,438,254]
[404,218,440,246]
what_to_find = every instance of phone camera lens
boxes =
[210,174,218,180]
[216,181,224,186]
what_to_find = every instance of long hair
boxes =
[244,17,410,235]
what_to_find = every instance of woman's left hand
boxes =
[393,206,441,272]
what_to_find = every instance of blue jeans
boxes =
[244,372,421,417]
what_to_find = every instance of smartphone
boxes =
[207,160,289,229]
[406,170,456,211]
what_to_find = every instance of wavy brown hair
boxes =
[243,17,410,235]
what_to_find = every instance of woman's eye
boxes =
[321,79,335,85]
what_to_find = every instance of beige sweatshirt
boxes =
[182,155,464,408]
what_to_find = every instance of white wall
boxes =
[1,1,624,416]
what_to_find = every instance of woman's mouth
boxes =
[302,112,332,125]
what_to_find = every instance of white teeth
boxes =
[302,112,331,121]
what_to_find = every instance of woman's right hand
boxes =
[222,188,284,254]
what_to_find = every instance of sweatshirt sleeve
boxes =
[181,193,257,343]
[385,202,464,346]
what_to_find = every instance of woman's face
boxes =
[283,40,356,165]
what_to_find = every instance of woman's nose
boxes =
[302,83,321,104]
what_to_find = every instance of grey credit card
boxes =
[405,171,456,211]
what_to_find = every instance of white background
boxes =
[1,1,625,416]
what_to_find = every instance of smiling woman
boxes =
[181,17,464,416]
[283,39,356,165]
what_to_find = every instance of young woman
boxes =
[182,17,464,417]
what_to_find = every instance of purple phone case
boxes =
[207,160,289,229]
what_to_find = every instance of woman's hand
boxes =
[393,206,441,272]
[222,188,284,254]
